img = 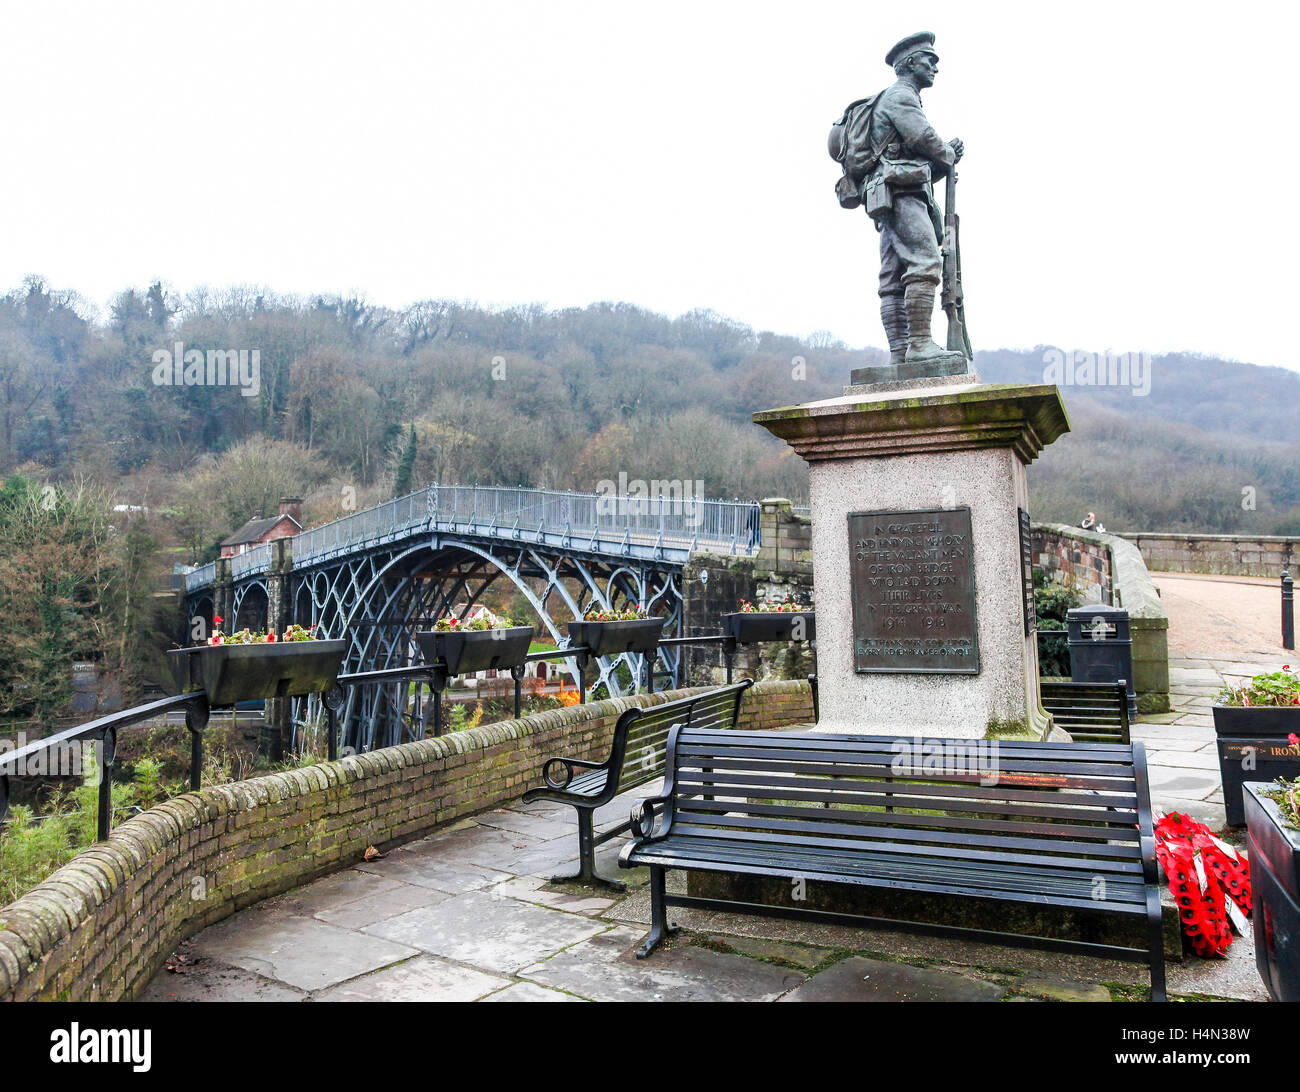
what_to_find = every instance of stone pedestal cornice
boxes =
[753,383,1071,466]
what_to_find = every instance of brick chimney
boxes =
[278,497,303,524]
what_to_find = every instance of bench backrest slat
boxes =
[664,728,1146,866]
[610,680,752,795]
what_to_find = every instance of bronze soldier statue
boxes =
[831,31,969,380]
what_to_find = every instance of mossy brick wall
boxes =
[1031,525,1113,604]
[0,680,813,1001]
[1120,533,1296,579]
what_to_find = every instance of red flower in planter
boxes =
[1289,733,1299,750]
[265,632,276,642]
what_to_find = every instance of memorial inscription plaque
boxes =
[848,507,980,674]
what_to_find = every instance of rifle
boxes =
[942,166,973,359]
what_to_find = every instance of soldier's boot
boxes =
[880,294,908,365]
[904,282,966,368]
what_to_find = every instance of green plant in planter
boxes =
[1217,666,1300,707]
[581,604,647,621]
[432,607,516,632]
[1268,771,1300,831]
[1033,574,1080,677]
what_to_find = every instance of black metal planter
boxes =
[414,626,535,676]
[1212,705,1300,826]
[167,640,347,706]
[567,618,664,656]
[1244,783,1300,1001]
[721,611,815,645]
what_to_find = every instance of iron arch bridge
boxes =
[181,485,762,753]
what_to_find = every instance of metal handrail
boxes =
[0,691,211,843]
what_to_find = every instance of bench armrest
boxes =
[541,755,606,790]
[629,795,672,841]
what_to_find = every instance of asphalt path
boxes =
[1150,571,1293,660]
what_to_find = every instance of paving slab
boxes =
[781,956,1005,1002]
[413,822,544,868]
[1170,668,1225,687]
[1134,737,1213,752]
[355,853,514,894]
[493,875,617,915]
[137,958,308,1002]
[717,935,831,971]
[1147,767,1220,800]
[313,954,509,1002]
[1012,975,1110,1002]
[472,808,574,841]
[481,982,589,1002]
[1148,750,1221,771]
[363,888,610,974]
[259,868,403,918]
[1153,796,1228,827]
[521,926,803,1001]
[314,882,453,930]
[189,915,418,992]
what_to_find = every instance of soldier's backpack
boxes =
[828,92,885,210]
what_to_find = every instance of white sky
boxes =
[2,0,1298,371]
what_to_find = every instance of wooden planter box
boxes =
[414,626,534,676]
[1244,783,1300,1001]
[567,618,664,656]
[1212,705,1300,826]
[721,611,815,645]
[167,640,347,706]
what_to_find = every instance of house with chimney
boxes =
[219,498,304,557]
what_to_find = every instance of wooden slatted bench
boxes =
[1041,679,1131,744]
[619,727,1166,1001]
[522,680,753,890]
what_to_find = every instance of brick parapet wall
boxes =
[1031,524,1113,605]
[0,680,813,1001]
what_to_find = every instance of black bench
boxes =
[1041,679,1131,744]
[620,727,1166,1001]
[522,680,753,890]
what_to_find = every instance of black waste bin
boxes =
[1067,604,1138,720]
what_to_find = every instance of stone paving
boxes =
[1137,651,1287,830]
[142,650,1275,1004]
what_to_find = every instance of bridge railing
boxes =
[428,484,761,554]
[260,483,763,576]
[185,561,217,593]
[230,543,272,581]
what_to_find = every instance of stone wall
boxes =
[0,680,813,1001]
[754,498,814,603]
[1120,533,1297,579]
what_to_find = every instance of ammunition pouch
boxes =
[864,175,892,219]
[880,158,931,189]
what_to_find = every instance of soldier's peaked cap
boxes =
[885,31,937,67]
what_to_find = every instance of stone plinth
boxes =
[754,380,1070,737]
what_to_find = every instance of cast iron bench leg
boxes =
[550,808,627,892]
[636,866,677,959]
[1146,888,1167,1003]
